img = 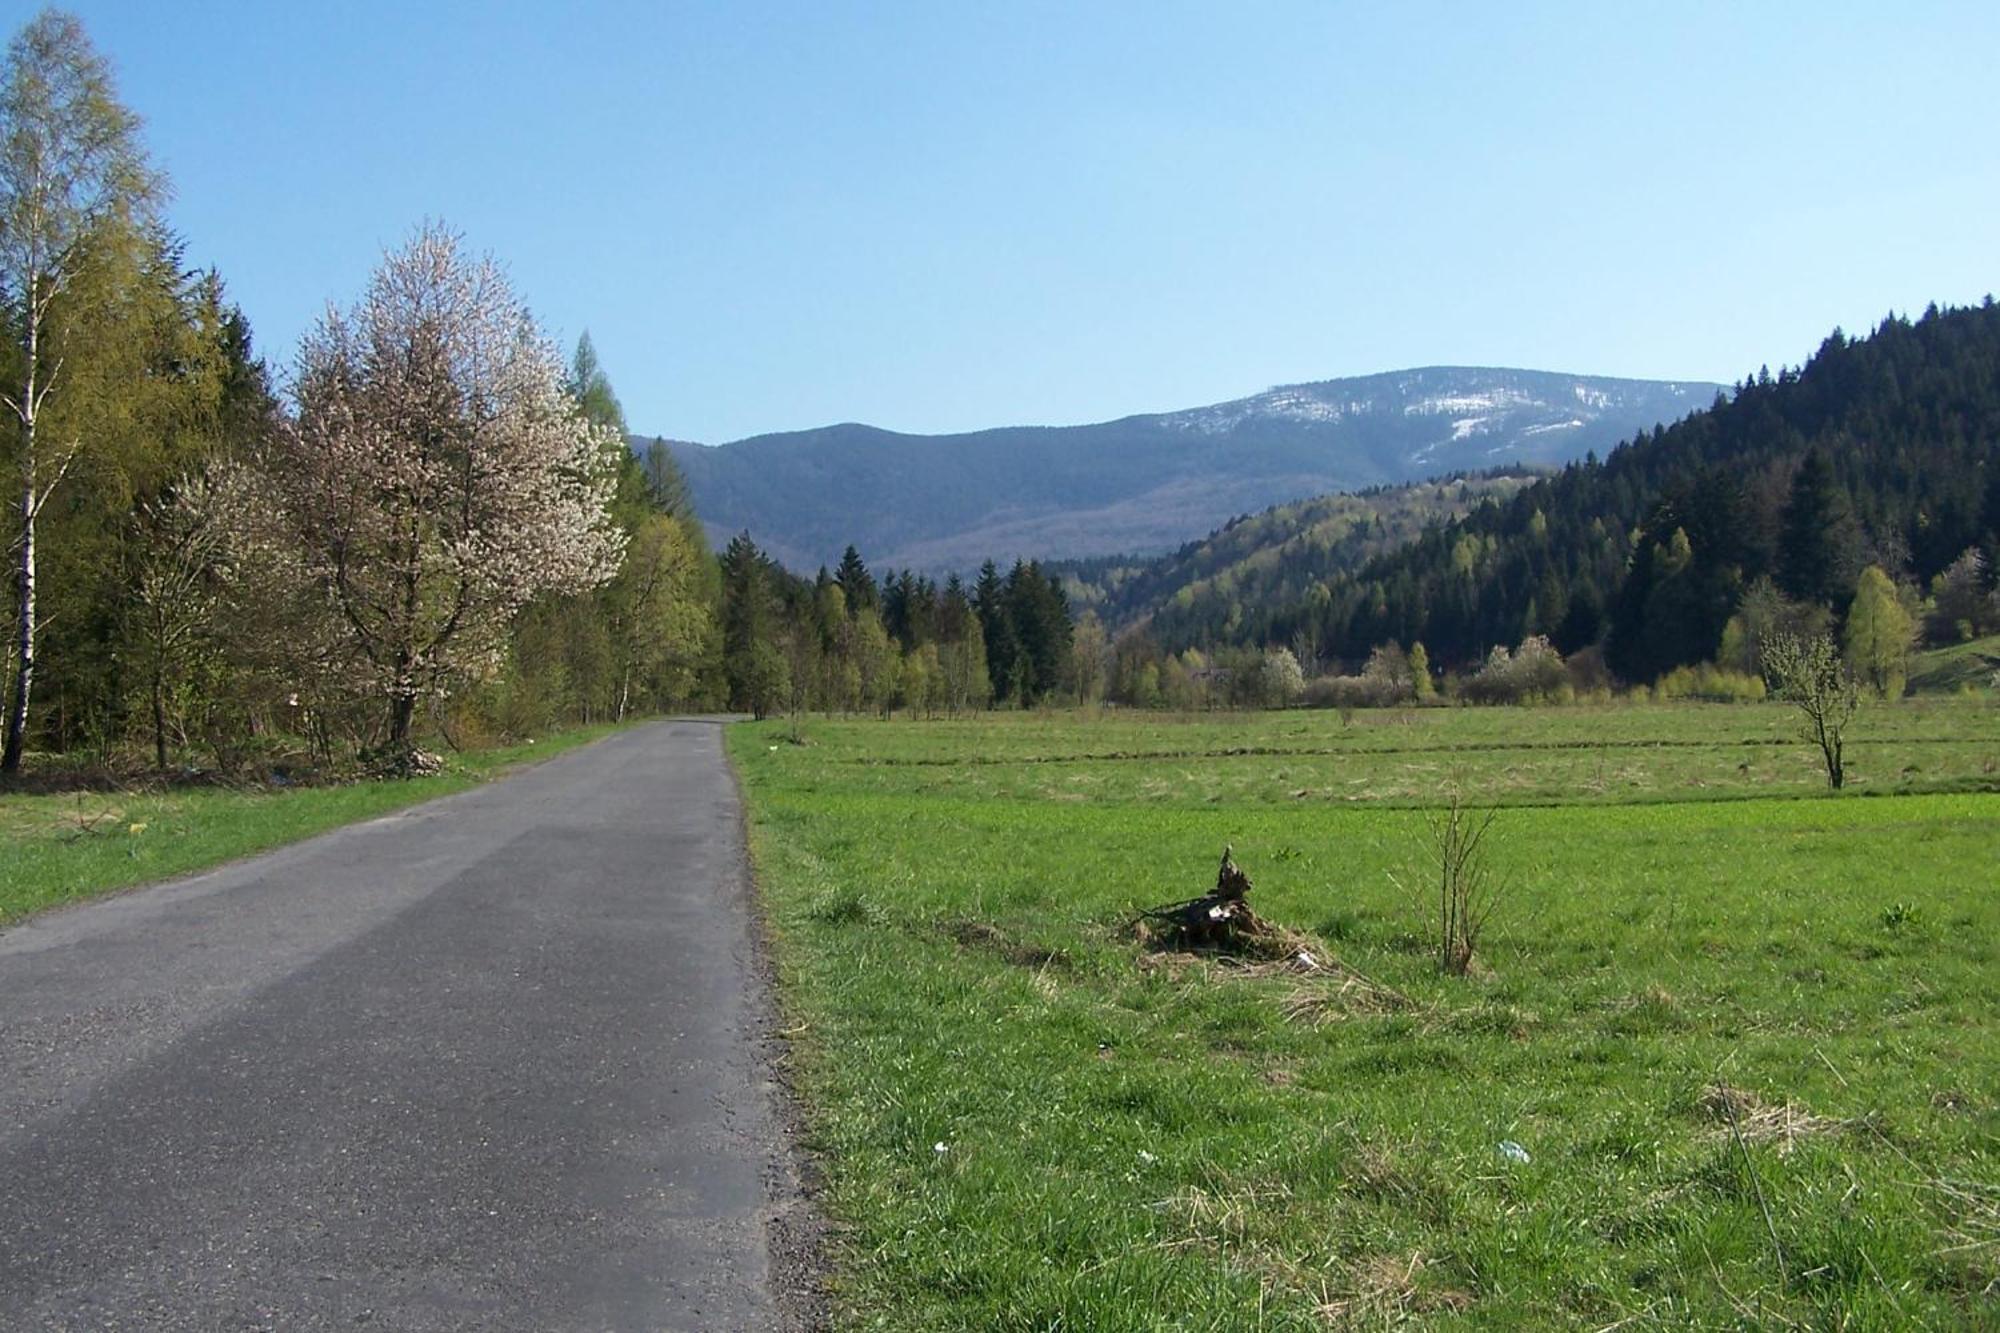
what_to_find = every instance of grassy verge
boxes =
[1910,633,2000,695]
[0,725,618,926]
[736,701,2000,1329]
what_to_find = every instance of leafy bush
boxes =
[1655,662,1768,703]
[1460,635,1572,705]
[1257,648,1306,707]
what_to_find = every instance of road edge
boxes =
[717,720,834,1331]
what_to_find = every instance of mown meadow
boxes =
[734,698,2000,1329]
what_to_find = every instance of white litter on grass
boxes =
[933,1141,949,1155]
[1498,1140,1531,1164]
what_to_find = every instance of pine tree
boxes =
[973,560,1015,705]
[835,545,876,613]
[1777,449,1862,607]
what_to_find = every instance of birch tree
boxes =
[0,9,161,772]
[264,224,625,756]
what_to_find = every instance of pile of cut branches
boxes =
[1133,847,1411,1018]
[1134,846,1319,963]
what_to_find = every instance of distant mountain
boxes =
[655,368,1720,572]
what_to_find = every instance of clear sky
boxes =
[32,1,2000,442]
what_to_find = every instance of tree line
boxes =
[0,11,1089,781]
[716,538,1080,721]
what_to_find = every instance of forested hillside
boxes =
[1135,303,2000,680]
[1053,470,1535,633]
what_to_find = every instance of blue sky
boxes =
[34,2,2000,441]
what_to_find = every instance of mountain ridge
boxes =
[650,366,1722,572]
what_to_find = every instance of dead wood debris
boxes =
[1132,846,1409,1018]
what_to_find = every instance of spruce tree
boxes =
[1777,449,1862,607]
[835,545,876,613]
[973,560,1015,703]
[720,533,775,710]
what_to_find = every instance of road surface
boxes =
[0,720,817,1330]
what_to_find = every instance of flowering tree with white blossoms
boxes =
[265,223,625,754]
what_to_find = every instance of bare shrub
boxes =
[1400,788,1504,975]
[1763,631,1860,789]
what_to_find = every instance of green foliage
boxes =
[1844,565,1915,698]
[1,9,192,771]
[1055,472,1534,636]
[566,331,626,434]
[1778,448,1863,607]
[1408,641,1435,700]
[1653,661,1768,703]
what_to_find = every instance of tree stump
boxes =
[1138,845,1278,952]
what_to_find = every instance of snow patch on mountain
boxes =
[1404,390,1532,417]
[1161,386,1359,434]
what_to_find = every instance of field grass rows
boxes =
[736,699,1999,1329]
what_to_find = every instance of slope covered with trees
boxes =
[1124,303,2000,682]
[1052,470,1535,640]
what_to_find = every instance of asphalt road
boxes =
[0,720,815,1331]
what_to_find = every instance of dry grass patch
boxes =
[1698,1081,1850,1155]
[1154,1181,1472,1328]
[1311,1251,1473,1328]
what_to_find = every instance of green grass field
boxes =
[0,726,615,925]
[734,698,2000,1329]
[1910,635,2000,696]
